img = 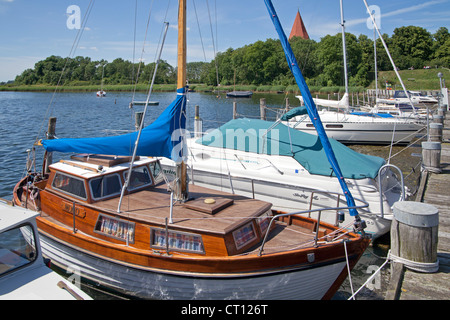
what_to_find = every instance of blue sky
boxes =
[1,0,449,82]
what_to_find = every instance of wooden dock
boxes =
[386,110,450,300]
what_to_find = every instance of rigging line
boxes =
[205,0,220,87]
[34,0,95,146]
[143,0,171,89]
[131,0,138,84]
[118,22,170,214]
[131,0,155,103]
[192,0,207,61]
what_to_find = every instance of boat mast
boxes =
[363,0,416,112]
[340,0,349,98]
[175,0,189,202]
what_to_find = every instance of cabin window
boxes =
[90,174,122,200]
[151,228,204,254]
[233,222,257,250]
[94,214,135,243]
[257,211,272,235]
[52,172,87,199]
[124,166,152,191]
[0,224,37,276]
[149,161,164,184]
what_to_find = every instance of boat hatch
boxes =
[70,154,138,167]
[183,197,234,215]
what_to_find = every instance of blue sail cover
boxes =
[43,87,187,160]
[264,0,359,216]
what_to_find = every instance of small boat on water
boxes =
[226,91,253,98]
[96,90,106,97]
[132,100,159,106]
[10,0,370,300]
[0,200,91,300]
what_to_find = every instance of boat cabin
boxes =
[18,155,326,258]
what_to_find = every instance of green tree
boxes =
[391,26,433,69]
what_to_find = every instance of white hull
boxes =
[284,110,424,144]
[160,138,400,239]
[176,169,392,239]
[40,232,347,300]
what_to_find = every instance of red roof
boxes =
[289,10,309,40]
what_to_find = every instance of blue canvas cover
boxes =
[43,87,187,160]
[197,118,385,180]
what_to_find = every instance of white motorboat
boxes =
[160,118,405,240]
[284,95,424,145]
[377,90,437,106]
[0,200,91,300]
[288,1,425,146]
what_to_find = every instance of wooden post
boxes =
[390,201,439,273]
[194,105,202,138]
[135,111,144,131]
[233,102,237,119]
[429,123,443,142]
[285,97,290,113]
[44,117,57,173]
[260,98,266,120]
[433,114,444,125]
[422,141,441,173]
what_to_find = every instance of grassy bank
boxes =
[2,68,448,93]
[368,68,450,91]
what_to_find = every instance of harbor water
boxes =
[0,91,423,299]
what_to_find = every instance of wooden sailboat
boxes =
[12,0,369,300]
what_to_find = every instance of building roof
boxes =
[289,10,309,40]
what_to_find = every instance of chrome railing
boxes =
[258,199,369,256]
[377,164,404,218]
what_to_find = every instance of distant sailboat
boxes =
[284,0,424,145]
[96,63,106,97]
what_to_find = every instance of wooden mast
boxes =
[175,0,188,202]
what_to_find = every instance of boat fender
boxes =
[30,187,39,200]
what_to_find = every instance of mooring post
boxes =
[390,201,439,273]
[260,98,266,120]
[194,105,202,138]
[422,141,442,173]
[135,111,144,131]
[44,117,57,173]
[233,102,237,119]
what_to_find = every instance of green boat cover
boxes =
[196,118,385,179]
[280,106,308,121]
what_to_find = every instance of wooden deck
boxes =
[387,109,450,300]
[98,183,272,235]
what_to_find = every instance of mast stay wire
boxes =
[33,0,95,147]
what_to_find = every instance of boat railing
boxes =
[258,199,369,256]
[377,164,404,219]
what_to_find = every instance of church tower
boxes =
[289,9,309,40]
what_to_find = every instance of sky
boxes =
[0,0,449,82]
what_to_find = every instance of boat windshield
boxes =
[0,224,37,276]
[90,173,122,200]
[124,166,153,191]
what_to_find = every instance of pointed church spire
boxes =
[289,9,309,40]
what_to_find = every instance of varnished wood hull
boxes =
[39,229,359,300]
[14,169,369,300]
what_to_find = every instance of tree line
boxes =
[12,26,450,88]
